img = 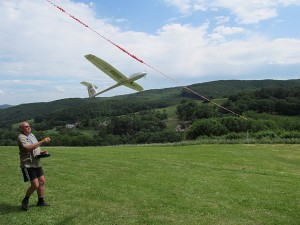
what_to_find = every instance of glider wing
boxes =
[85,54,127,83]
[123,82,143,92]
[122,74,145,91]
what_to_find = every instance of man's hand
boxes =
[43,137,51,143]
[37,151,51,158]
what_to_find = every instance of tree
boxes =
[220,116,248,132]
[176,100,198,121]
[186,118,229,139]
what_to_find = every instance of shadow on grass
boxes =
[0,202,78,224]
[0,203,22,214]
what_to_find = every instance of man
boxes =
[18,122,51,211]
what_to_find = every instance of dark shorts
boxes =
[21,167,44,182]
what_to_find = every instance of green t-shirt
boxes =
[18,133,41,168]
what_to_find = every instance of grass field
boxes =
[0,144,299,225]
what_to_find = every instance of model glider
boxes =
[81,54,146,98]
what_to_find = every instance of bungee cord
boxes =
[46,0,247,120]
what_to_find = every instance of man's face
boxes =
[21,123,31,135]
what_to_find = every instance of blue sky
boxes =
[1,0,300,105]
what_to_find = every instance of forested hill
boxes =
[181,79,300,98]
[0,79,299,127]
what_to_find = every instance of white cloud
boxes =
[209,25,245,41]
[266,38,300,64]
[163,0,300,24]
[163,0,195,13]
[215,16,230,25]
[54,86,68,93]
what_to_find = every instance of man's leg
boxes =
[27,178,40,196]
[22,178,39,211]
[37,175,45,198]
[36,175,49,206]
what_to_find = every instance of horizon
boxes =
[1,78,298,107]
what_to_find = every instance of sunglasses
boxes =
[22,126,31,128]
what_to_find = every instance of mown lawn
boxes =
[0,144,299,225]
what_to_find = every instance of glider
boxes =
[81,54,146,98]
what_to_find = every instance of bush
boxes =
[186,118,229,139]
[279,131,300,139]
[254,131,277,139]
[225,132,247,140]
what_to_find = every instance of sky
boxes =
[1,0,300,105]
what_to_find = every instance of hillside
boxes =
[181,79,300,98]
[0,104,12,110]
[0,79,299,146]
[0,79,299,127]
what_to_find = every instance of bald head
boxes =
[20,122,31,135]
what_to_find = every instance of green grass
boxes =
[0,144,299,225]
[79,129,98,136]
[164,118,180,130]
[156,105,178,118]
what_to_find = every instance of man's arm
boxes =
[22,137,51,152]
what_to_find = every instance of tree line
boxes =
[174,87,299,141]
[222,87,299,115]
[0,110,182,146]
[0,86,299,146]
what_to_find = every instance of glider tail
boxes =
[80,81,98,98]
